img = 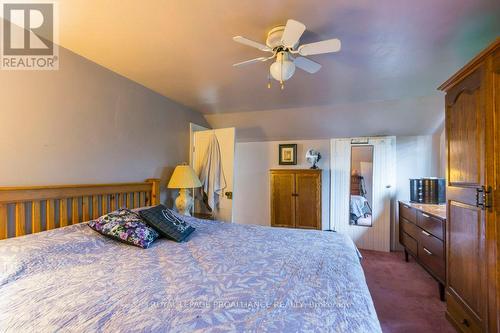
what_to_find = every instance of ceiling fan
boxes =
[232,19,341,89]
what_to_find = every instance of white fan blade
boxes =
[281,19,306,48]
[233,57,270,67]
[233,36,272,52]
[294,56,321,73]
[298,38,341,56]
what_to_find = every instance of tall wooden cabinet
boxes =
[438,39,499,333]
[270,169,321,230]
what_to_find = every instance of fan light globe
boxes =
[270,61,295,81]
[270,52,296,81]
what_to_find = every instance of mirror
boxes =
[349,145,373,227]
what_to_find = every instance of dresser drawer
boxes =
[401,232,418,256]
[399,202,416,223]
[417,211,444,240]
[400,217,418,239]
[446,291,482,333]
[418,232,445,281]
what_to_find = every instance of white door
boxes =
[330,137,396,252]
[192,128,235,222]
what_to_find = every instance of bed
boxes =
[0,180,381,332]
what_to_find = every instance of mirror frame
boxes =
[349,144,374,227]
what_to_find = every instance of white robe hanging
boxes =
[199,133,227,212]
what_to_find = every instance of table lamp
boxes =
[167,164,202,216]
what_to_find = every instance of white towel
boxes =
[199,133,227,212]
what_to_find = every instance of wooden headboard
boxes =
[0,179,160,240]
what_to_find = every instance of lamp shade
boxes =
[167,165,202,189]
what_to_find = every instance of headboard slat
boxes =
[139,192,146,207]
[0,179,160,240]
[92,196,99,219]
[133,192,139,209]
[60,199,68,227]
[72,198,79,225]
[127,193,132,209]
[117,194,122,209]
[101,195,109,215]
[46,200,55,230]
[82,197,90,222]
[110,194,116,211]
[32,201,41,233]
[0,204,7,240]
[15,203,26,236]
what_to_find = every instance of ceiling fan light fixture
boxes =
[232,19,341,87]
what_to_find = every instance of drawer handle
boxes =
[403,205,410,209]
[461,319,470,327]
[423,247,432,256]
[422,213,430,218]
[421,230,431,236]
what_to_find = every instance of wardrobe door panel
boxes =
[445,66,488,331]
[270,173,295,228]
[448,202,485,315]
[295,172,321,229]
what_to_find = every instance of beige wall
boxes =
[205,96,445,142]
[393,134,442,249]
[233,136,443,248]
[0,46,208,204]
[395,135,441,203]
[233,140,330,229]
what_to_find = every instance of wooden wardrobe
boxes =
[438,39,499,333]
[270,169,321,230]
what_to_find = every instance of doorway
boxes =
[330,137,395,252]
[190,125,235,222]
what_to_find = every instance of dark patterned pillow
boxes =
[88,209,159,248]
[139,205,195,242]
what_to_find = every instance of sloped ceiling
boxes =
[57,0,499,141]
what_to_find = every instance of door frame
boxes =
[330,136,396,252]
[189,122,210,167]
[188,123,210,215]
[191,126,236,222]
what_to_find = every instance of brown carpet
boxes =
[360,250,456,333]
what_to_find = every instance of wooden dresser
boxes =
[438,39,499,333]
[270,169,321,230]
[399,201,446,300]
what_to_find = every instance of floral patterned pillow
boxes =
[88,209,159,248]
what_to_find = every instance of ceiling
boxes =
[57,1,499,140]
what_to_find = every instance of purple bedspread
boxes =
[0,216,381,332]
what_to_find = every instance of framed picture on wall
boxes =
[279,144,297,165]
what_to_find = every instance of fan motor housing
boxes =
[266,25,298,50]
